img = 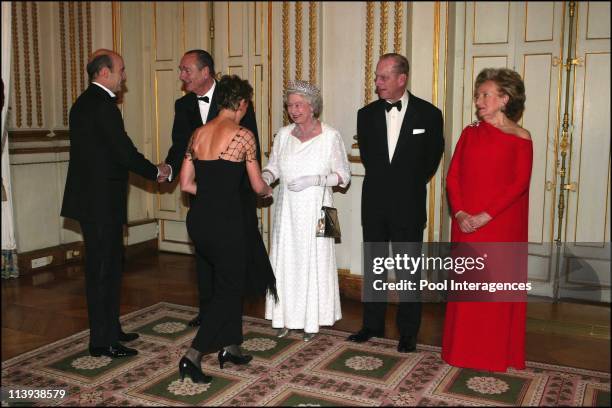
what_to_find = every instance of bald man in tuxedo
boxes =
[62,49,169,358]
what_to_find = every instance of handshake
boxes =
[156,163,172,183]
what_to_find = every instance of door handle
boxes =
[562,182,578,192]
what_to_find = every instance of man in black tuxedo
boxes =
[162,49,261,327]
[61,49,169,358]
[348,53,444,352]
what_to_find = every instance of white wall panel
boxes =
[473,2,510,44]
[154,2,177,61]
[155,68,180,215]
[321,2,363,148]
[586,2,611,39]
[525,2,555,42]
[523,53,554,243]
[161,219,192,245]
[228,2,246,57]
[228,65,246,78]
[572,53,610,243]
[11,162,61,252]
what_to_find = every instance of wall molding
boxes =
[8,130,71,155]
[8,130,70,142]
[16,238,158,276]
[9,146,70,155]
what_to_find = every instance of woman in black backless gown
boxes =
[178,75,277,383]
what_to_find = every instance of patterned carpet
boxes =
[1,302,610,406]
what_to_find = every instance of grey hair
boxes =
[283,80,323,118]
[380,53,410,76]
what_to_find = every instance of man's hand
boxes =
[156,163,171,182]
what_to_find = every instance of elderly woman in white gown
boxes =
[263,80,351,342]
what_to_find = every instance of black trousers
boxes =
[362,216,424,337]
[80,221,124,348]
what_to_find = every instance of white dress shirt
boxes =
[385,91,409,162]
[197,81,216,125]
[92,82,116,98]
[168,82,216,181]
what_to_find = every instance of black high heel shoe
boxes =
[218,350,253,369]
[178,357,212,383]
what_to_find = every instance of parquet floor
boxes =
[2,249,610,372]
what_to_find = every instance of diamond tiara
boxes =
[285,80,320,97]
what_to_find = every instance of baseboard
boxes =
[17,242,85,275]
[337,269,403,304]
[16,238,158,276]
[338,268,362,301]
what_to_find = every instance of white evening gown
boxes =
[264,123,351,333]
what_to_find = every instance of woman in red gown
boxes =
[442,68,533,372]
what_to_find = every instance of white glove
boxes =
[262,170,276,186]
[287,173,340,192]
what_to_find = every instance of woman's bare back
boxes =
[189,118,248,161]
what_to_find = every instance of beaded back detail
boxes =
[219,127,257,162]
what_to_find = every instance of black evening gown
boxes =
[186,128,277,353]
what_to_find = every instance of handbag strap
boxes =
[321,183,328,208]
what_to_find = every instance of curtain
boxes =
[2,1,19,279]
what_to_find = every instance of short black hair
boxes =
[87,54,113,83]
[217,75,253,111]
[185,49,215,77]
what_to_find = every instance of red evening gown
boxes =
[442,120,533,371]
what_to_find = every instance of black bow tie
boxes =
[385,100,402,112]
[197,96,210,103]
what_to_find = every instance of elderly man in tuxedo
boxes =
[348,53,444,352]
[162,49,261,328]
[61,49,169,358]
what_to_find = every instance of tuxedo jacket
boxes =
[164,81,261,174]
[61,84,158,224]
[357,92,444,229]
